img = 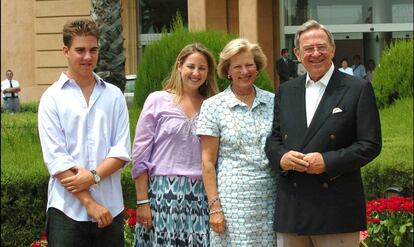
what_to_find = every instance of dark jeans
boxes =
[46,207,124,247]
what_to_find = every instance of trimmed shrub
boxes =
[1,113,48,247]
[362,97,413,199]
[372,39,413,108]
[20,102,40,113]
[134,16,273,108]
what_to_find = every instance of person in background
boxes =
[132,43,219,246]
[277,48,297,83]
[197,38,277,246]
[366,59,376,83]
[1,69,21,113]
[38,19,131,247]
[351,54,366,79]
[265,20,381,247]
[338,58,353,75]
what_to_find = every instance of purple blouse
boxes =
[131,91,202,180]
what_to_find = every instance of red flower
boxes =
[372,217,380,224]
[41,230,47,241]
[31,242,41,247]
[127,209,136,218]
[401,201,413,213]
[128,216,136,227]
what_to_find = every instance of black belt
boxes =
[3,96,18,99]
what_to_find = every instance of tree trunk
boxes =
[91,0,126,91]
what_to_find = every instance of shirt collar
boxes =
[305,63,334,88]
[56,72,106,89]
[224,85,270,108]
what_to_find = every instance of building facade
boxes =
[1,0,412,102]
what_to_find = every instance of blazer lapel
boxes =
[301,70,349,149]
[288,77,308,146]
[295,77,308,134]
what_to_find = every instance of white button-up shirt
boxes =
[1,79,20,98]
[38,72,131,221]
[305,63,334,127]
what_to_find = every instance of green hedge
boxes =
[372,39,413,108]
[362,97,413,199]
[134,15,273,108]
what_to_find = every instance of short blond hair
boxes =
[217,38,267,79]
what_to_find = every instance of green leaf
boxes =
[393,235,401,246]
[400,224,407,234]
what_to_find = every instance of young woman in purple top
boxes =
[131,43,219,246]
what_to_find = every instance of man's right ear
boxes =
[293,48,301,62]
[63,46,69,56]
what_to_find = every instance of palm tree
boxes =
[91,0,126,91]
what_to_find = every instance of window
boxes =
[139,0,188,34]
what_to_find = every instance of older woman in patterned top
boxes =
[197,38,278,246]
[132,43,219,246]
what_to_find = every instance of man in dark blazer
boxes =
[265,20,382,247]
[276,48,297,83]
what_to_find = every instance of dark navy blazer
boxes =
[265,69,382,234]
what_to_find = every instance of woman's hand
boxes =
[136,203,153,230]
[210,210,226,234]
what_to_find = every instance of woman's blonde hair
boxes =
[217,38,267,79]
[163,43,219,103]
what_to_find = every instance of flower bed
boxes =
[360,196,413,247]
[31,199,413,247]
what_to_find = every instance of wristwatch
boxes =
[90,170,101,184]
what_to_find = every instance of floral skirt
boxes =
[134,176,209,247]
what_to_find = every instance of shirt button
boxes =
[284,134,288,140]
[329,134,335,140]
[293,182,298,188]
[323,182,329,188]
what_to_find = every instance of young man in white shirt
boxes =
[38,19,131,247]
[1,69,21,113]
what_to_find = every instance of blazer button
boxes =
[323,182,329,188]
[284,134,288,140]
[293,182,298,188]
[329,134,335,140]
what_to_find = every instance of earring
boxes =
[205,80,209,85]
[227,74,232,80]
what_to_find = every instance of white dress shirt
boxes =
[1,79,20,97]
[305,63,334,127]
[38,72,131,221]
